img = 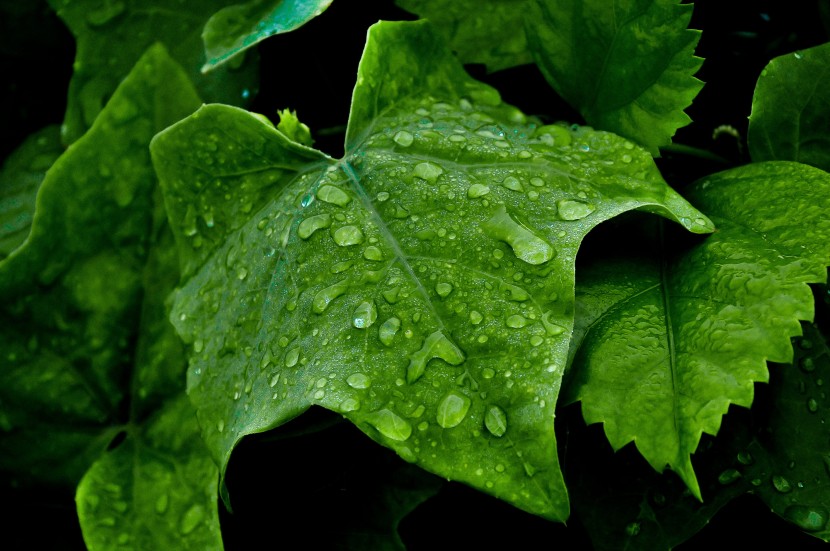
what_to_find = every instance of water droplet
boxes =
[737,451,754,465]
[179,504,205,535]
[621,154,632,163]
[541,311,565,335]
[366,409,412,441]
[483,205,554,265]
[298,214,331,239]
[407,331,465,383]
[412,162,444,183]
[718,468,741,485]
[436,391,472,428]
[436,282,453,298]
[347,373,371,389]
[467,184,491,198]
[485,405,508,437]
[785,505,828,531]
[363,246,383,261]
[501,176,523,192]
[772,475,793,493]
[155,494,169,514]
[193,339,204,353]
[85,1,125,26]
[340,398,360,412]
[312,281,349,313]
[285,347,300,368]
[808,398,819,413]
[393,131,414,147]
[269,373,280,387]
[557,199,596,221]
[333,225,365,246]
[625,522,641,537]
[301,193,315,207]
[469,311,483,325]
[351,300,378,328]
[379,317,401,346]
[317,184,351,206]
[506,314,528,328]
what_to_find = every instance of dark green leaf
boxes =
[748,42,830,171]
[566,161,830,498]
[0,125,62,259]
[525,0,704,154]
[48,0,259,144]
[202,0,333,71]
[152,20,711,522]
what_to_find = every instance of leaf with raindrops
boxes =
[152,19,712,522]
[202,0,333,71]
[565,161,830,501]
[0,46,223,549]
[47,0,259,144]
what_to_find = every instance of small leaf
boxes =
[153,20,711,522]
[525,0,704,154]
[202,0,333,71]
[748,42,830,171]
[48,0,259,144]
[566,161,830,498]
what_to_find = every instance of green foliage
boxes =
[3,1,830,549]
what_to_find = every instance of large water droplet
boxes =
[485,405,508,437]
[297,214,332,239]
[347,373,371,389]
[784,505,829,532]
[437,391,472,428]
[412,162,444,183]
[312,281,349,313]
[333,225,365,246]
[379,317,401,346]
[366,409,412,441]
[352,301,377,328]
[469,311,483,325]
[483,205,554,265]
[85,1,125,26]
[718,468,741,485]
[317,184,351,206]
[772,475,793,493]
[285,347,300,368]
[436,282,453,298]
[541,311,565,335]
[557,199,595,221]
[393,131,414,147]
[179,504,205,535]
[506,314,528,328]
[467,184,491,198]
[155,493,169,514]
[363,246,383,261]
[407,331,465,383]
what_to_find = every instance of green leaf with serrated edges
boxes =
[749,42,830,171]
[396,0,532,72]
[152,20,711,522]
[0,125,63,259]
[76,396,221,550]
[48,0,258,144]
[202,0,333,71]
[525,0,703,155]
[565,161,830,500]
[0,45,222,550]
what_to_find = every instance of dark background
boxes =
[2,1,829,549]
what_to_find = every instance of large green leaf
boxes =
[0,125,63,259]
[396,0,704,155]
[48,0,259,144]
[565,161,830,499]
[748,42,830,172]
[202,0,333,71]
[0,45,222,549]
[396,0,532,72]
[152,20,711,521]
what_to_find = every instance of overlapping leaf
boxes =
[397,0,704,154]
[202,0,333,71]
[48,0,258,144]
[565,161,830,499]
[749,42,830,172]
[152,20,712,521]
[0,45,222,549]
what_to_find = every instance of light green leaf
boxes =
[0,126,63,259]
[748,42,830,171]
[48,0,258,144]
[153,20,711,522]
[525,0,703,154]
[396,0,533,72]
[76,396,222,550]
[202,0,333,71]
[566,161,830,499]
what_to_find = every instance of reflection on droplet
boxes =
[437,391,472,428]
[352,301,378,328]
[394,131,414,147]
[483,205,554,265]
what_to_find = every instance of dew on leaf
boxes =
[347,373,371,390]
[718,468,741,485]
[363,245,383,261]
[379,317,401,346]
[557,199,595,221]
[285,347,300,368]
[332,225,365,246]
[340,398,360,412]
[366,409,412,441]
[772,475,793,493]
[393,131,414,147]
[317,184,351,206]
[506,314,528,328]
[407,331,465,383]
[179,504,205,535]
[467,184,491,198]
[312,281,349,313]
[784,505,829,532]
[483,205,554,265]
[625,522,641,537]
[469,310,483,325]
[541,312,565,336]
[297,214,332,239]
[808,398,819,413]
[436,282,453,298]
[154,494,169,514]
[352,301,378,328]
[85,1,125,26]
[436,391,472,428]
[412,161,443,182]
[501,176,523,192]
[737,451,754,465]
[484,405,508,437]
